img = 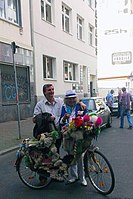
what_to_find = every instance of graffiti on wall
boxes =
[1,64,30,103]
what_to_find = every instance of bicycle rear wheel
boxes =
[17,155,52,189]
[84,150,115,195]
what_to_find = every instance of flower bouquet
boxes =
[62,112,103,162]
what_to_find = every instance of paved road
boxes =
[1,117,133,199]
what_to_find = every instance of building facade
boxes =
[0,0,34,122]
[31,0,97,100]
[0,0,97,122]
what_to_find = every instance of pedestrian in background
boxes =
[117,89,122,118]
[106,89,114,114]
[119,87,133,129]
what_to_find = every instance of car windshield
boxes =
[81,99,96,111]
[95,98,105,110]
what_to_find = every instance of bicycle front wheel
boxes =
[84,150,115,195]
[17,155,52,189]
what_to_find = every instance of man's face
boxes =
[44,85,54,99]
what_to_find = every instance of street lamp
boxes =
[11,41,21,139]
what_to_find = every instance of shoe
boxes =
[66,178,78,184]
[119,126,123,128]
[81,177,87,186]
[128,126,132,129]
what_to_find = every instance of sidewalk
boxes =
[0,115,132,156]
[0,118,34,155]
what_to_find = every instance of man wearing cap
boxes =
[59,90,88,186]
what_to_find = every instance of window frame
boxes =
[63,61,77,81]
[88,23,94,46]
[43,55,56,79]
[77,15,84,40]
[41,0,53,24]
[62,3,71,33]
[88,0,95,10]
[0,0,21,25]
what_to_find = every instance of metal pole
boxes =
[11,42,21,139]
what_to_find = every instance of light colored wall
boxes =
[32,0,97,97]
[0,0,32,49]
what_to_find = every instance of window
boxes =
[89,24,94,46]
[64,61,77,81]
[81,99,96,111]
[88,0,95,9]
[43,55,56,79]
[0,0,21,25]
[62,4,71,33]
[77,15,84,40]
[41,0,53,23]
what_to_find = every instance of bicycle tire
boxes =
[84,149,115,195]
[17,155,52,189]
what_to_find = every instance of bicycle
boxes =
[15,135,115,195]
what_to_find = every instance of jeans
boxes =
[117,104,121,117]
[120,108,133,128]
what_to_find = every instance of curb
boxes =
[0,145,19,156]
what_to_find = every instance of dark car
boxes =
[81,97,112,128]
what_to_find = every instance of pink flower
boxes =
[83,115,90,122]
[95,117,103,126]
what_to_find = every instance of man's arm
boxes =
[33,101,43,122]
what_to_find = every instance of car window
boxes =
[95,98,105,110]
[81,99,96,111]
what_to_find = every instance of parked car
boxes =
[80,97,112,128]
[112,95,118,116]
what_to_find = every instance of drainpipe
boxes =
[29,0,37,104]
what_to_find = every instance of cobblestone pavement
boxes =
[0,118,34,155]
